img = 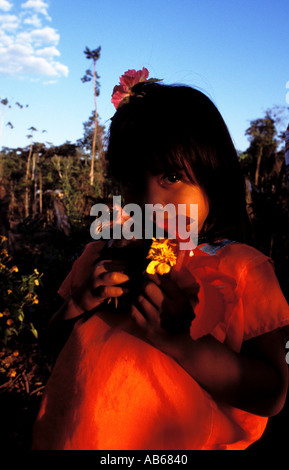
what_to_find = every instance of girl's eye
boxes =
[161,173,182,185]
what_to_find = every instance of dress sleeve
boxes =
[58,241,106,300]
[239,258,289,341]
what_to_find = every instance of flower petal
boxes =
[112,67,150,109]
[157,263,171,275]
[146,260,159,275]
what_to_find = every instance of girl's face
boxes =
[144,171,210,235]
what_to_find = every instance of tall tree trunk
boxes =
[255,145,263,188]
[9,183,16,223]
[32,153,37,217]
[90,61,98,186]
[25,143,33,218]
[33,176,37,217]
[245,177,254,221]
[97,132,105,196]
[39,169,43,214]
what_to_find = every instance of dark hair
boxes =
[106,81,252,244]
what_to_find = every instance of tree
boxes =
[245,113,278,189]
[240,110,289,267]
[81,46,101,186]
[243,106,289,191]
[25,127,38,218]
[77,110,107,196]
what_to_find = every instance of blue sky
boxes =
[0,0,288,152]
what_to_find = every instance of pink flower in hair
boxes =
[111,67,149,109]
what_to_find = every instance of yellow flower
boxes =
[146,238,177,275]
[11,266,18,272]
[0,313,3,318]
[9,369,17,378]
[33,298,39,305]
[34,279,39,286]
[0,235,7,242]
[34,269,39,275]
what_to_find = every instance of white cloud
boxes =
[0,1,68,81]
[0,14,20,31]
[36,46,60,58]
[20,55,68,77]
[21,0,50,19]
[0,0,13,12]
[7,42,34,57]
[23,13,42,28]
[30,26,59,45]
[43,79,57,85]
[0,13,16,21]
[0,30,13,46]
[0,44,68,77]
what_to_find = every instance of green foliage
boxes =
[238,152,248,160]
[83,46,101,61]
[78,111,105,153]
[0,140,113,230]
[241,110,286,191]
[240,110,289,299]
[0,236,42,346]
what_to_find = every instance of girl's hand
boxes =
[68,259,130,318]
[130,273,195,353]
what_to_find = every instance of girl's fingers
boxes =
[134,294,160,324]
[91,269,130,291]
[145,273,185,300]
[99,270,130,286]
[142,281,164,310]
[93,285,129,300]
[102,259,127,271]
[130,304,148,329]
[93,259,127,278]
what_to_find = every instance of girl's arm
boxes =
[171,329,288,417]
[130,274,289,417]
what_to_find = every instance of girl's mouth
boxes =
[153,213,195,241]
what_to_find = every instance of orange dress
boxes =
[32,240,289,450]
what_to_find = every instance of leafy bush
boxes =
[0,236,42,346]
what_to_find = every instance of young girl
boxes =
[32,70,289,450]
